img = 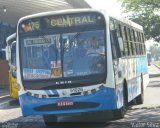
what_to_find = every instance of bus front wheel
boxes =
[113,82,128,119]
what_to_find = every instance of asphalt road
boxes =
[0,64,160,128]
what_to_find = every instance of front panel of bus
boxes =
[17,10,117,116]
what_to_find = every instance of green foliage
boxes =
[154,61,160,67]
[119,0,160,42]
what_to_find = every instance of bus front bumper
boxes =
[19,87,117,117]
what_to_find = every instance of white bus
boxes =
[16,9,149,126]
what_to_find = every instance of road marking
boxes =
[0,95,10,99]
[0,99,14,109]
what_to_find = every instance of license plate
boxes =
[57,100,74,107]
[70,87,83,93]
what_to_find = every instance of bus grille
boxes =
[34,102,99,112]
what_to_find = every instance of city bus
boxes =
[16,9,149,125]
[6,33,19,99]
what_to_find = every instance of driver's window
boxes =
[10,42,17,77]
[11,42,16,66]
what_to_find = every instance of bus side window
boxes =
[134,31,139,55]
[141,33,146,54]
[140,32,145,55]
[116,23,124,56]
[110,19,118,59]
[131,29,136,55]
[122,26,129,56]
[110,18,122,59]
[11,46,16,66]
[138,32,142,55]
[127,28,132,56]
[138,32,143,55]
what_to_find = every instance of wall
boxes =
[0,60,9,87]
[0,22,16,87]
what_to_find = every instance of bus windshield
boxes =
[21,30,105,80]
[19,12,106,89]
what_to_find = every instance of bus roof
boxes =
[17,8,143,31]
[110,14,143,31]
[17,9,101,25]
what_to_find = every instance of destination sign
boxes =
[20,13,103,33]
[25,37,51,46]
[45,15,96,27]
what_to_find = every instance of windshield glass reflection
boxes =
[21,30,106,80]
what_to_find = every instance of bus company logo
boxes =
[55,81,72,85]
[57,100,74,107]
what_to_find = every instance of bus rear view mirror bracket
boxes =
[111,30,122,58]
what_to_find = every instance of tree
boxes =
[118,0,160,42]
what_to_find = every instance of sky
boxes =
[85,0,123,17]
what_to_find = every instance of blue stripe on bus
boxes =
[116,77,142,108]
[19,87,117,116]
[45,90,59,96]
[136,57,148,75]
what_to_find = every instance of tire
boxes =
[113,106,125,119]
[113,81,128,119]
[135,77,144,105]
[135,93,144,104]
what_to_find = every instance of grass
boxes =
[153,61,160,67]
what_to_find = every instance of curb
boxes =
[149,64,160,78]
[153,63,160,69]
[128,105,160,110]
[149,74,160,78]
[0,95,10,99]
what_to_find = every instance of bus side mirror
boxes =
[111,30,122,58]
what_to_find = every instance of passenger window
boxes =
[109,19,115,30]
[127,28,133,56]
[110,19,118,59]
[122,26,129,56]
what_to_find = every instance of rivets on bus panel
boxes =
[83,91,88,96]
[91,89,96,94]
[27,92,32,96]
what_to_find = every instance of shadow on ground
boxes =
[1,108,160,128]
